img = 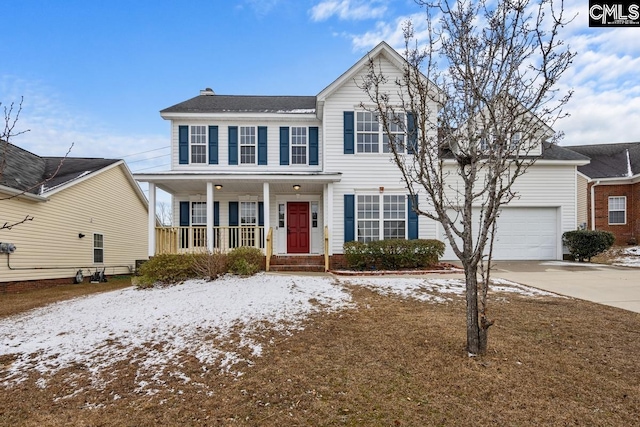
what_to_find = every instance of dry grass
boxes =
[0,277,133,318]
[1,280,639,426]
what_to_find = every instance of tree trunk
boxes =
[464,263,481,356]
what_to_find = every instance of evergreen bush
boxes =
[562,229,615,262]
[343,239,445,270]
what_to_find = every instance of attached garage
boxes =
[441,207,559,260]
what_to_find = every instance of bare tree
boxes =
[157,201,173,226]
[361,0,575,355]
[1,97,72,231]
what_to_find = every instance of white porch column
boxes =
[263,182,270,248]
[147,182,156,258]
[207,182,214,252]
[325,182,334,255]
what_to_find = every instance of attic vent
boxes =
[200,88,215,96]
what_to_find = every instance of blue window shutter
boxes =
[258,126,268,165]
[179,201,190,226]
[213,201,220,227]
[309,127,319,166]
[229,202,239,227]
[344,194,355,242]
[228,126,238,165]
[279,127,289,165]
[258,202,264,226]
[343,112,354,154]
[408,195,419,239]
[208,126,218,165]
[407,112,417,155]
[179,126,189,164]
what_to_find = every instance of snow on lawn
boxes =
[0,273,352,392]
[0,273,557,395]
[339,276,558,300]
[613,246,640,268]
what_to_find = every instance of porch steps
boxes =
[268,255,326,273]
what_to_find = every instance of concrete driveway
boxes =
[488,261,640,314]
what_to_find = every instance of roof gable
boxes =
[566,142,640,179]
[316,41,409,102]
[0,142,143,205]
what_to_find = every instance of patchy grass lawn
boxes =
[591,245,640,267]
[0,276,133,318]
[1,274,639,426]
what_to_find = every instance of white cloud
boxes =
[310,0,388,22]
[1,75,167,165]
[344,2,640,145]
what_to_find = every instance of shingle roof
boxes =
[0,141,120,195]
[565,142,640,179]
[161,94,317,114]
[440,142,590,161]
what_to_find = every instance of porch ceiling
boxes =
[135,172,341,196]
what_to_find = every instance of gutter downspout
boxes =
[590,180,601,231]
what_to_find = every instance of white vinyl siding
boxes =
[608,196,626,225]
[0,165,148,282]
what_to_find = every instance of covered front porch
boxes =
[136,172,342,269]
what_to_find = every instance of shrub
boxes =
[136,253,199,288]
[342,239,445,270]
[192,252,228,281]
[562,230,615,262]
[227,246,264,276]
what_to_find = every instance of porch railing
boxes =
[155,226,265,254]
[324,225,329,272]
[265,227,273,271]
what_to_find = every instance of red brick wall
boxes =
[587,182,639,245]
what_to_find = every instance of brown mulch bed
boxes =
[1,279,639,426]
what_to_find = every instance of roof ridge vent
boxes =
[200,88,215,96]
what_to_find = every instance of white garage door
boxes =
[441,207,558,260]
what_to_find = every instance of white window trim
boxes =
[355,193,407,242]
[191,201,207,225]
[290,126,308,165]
[608,196,627,225]
[190,125,207,164]
[239,125,257,165]
[93,233,104,264]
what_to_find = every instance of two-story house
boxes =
[135,42,588,269]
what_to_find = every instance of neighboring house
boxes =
[135,42,588,267]
[0,142,149,288]
[566,142,640,245]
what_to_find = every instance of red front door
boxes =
[287,202,310,253]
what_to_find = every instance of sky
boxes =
[2,0,639,186]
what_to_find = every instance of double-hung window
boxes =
[608,196,626,225]
[356,111,380,153]
[240,201,258,246]
[191,202,207,247]
[510,132,522,151]
[356,195,406,242]
[93,233,104,263]
[240,126,256,164]
[190,126,207,164]
[382,113,405,153]
[291,127,307,165]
